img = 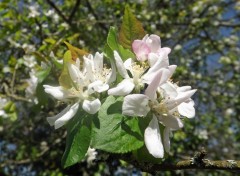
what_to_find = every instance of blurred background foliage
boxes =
[0,0,239,175]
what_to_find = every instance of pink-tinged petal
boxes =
[113,51,129,79]
[54,102,79,129]
[178,100,195,118]
[82,99,101,114]
[145,69,165,100]
[43,85,73,100]
[146,34,161,53]
[144,115,164,158]
[158,114,184,130]
[47,105,71,126]
[163,127,171,153]
[132,40,150,62]
[122,94,150,117]
[108,78,134,96]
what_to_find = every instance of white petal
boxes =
[144,71,161,100]
[122,94,150,117]
[83,55,94,82]
[88,80,109,93]
[178,100,195,118]
[163,127,171,153]
[82,99,101,114]
[177,86,192,92]
[168,65,177,78]
[113,51,129,78]
[106,60,117,84]
[43,85,73,100]
[47,105,71,126]
[123,58,133,75]
[108,78,134,96]
[158,114,183,130]
[143,63,171,84]
[93,52,103,74]
[54,102,79,129]
[144,116,164,158]
[167,89,197,110]
[67,64,84,86]
[161,82,178,98]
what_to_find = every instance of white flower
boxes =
[108,51,174,96]
[44,52,115,129]
[0,98,8,118]
[122,71,196,158]
[85,147,97,166]
[28,4,40,18]
[25,71,38,104]
[23,55,37,68]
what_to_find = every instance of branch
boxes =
[85,0,108,32]
[68,0,81,23]
[45,0,70,24]
[118,148,240,173]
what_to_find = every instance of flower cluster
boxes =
[44,34,196,158]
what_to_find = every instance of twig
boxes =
[3,83,30,102]
[68,0,81,23]
[46,0,70,24]
[117,148,240,172]
[85,0,108,32]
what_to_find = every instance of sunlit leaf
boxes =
[118,5,146,50]
[58,50,74,88]
[64,41,88,61]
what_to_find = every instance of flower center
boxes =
[149,101,169,117]
[95,65,111,83]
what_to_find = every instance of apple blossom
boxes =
[44,52,115,129]
[122,70,197,158]
[132,34,171,62]
[108,51,174,96]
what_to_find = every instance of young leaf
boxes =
[107,27,135,61]
[92,96,144,153]
[58,50,73,88]
[64,41,88,61]
[61,112,91,168]
[118,5,146,50]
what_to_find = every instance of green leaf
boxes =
[106,27,135,61]
[92,96,144,153]
[36,83,48,105]
[61,111,91,168]
[35,66,51,83]
[118,5,146,50]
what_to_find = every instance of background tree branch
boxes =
[117,149,240,173]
